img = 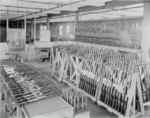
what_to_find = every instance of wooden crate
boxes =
[21,97,74,118]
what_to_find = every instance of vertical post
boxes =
[75,11,79,22]
[24,14,26,36]
[74,11,79,35]
[34,16,36,43]
[31,20,34,39]
[46,14,51,41]
[24,13,26,61]
[142,1,150,62]
[6,9,9,45]
[46,14,50,30]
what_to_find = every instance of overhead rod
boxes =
[19,0,63,5]
[0,5,43,10]
[10,0,86,20]
[0,9,35,13]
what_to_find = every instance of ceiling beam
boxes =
[114,0,148,2]
[78,5,105,12]
[0,5,43,10]
[39,5,143,20]
[105,0,142,8]
[79,5,143,18]
[10,0,86,20]
[48,10,75,17]
[19,0,63,5]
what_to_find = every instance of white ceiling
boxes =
[0,0,110,19]
[0,0,143,21]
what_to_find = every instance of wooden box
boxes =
[22,97,74,118]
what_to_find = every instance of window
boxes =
[40,25,46,30]
[66,25,70,35]
[59,25,63,35]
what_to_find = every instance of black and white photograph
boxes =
[0,0,150,118]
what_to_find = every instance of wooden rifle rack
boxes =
[51,43,150,118]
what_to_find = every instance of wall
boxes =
[0,43,9,60]
[26,21,75,41]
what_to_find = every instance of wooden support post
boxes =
[74,11,79,35]
[75,12,79,22]
[24,14,26,38]
[46,14,50,30]
[22,13,26,62]
[31,20,34,40]
[34,16,36,43]
[6,9,9,50]
[46,14,51,41]
[142,1,150,62]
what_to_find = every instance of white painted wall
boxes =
[0,43,9,60]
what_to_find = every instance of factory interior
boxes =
[1,0,150,118]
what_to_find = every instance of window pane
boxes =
[59,25,63,35]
